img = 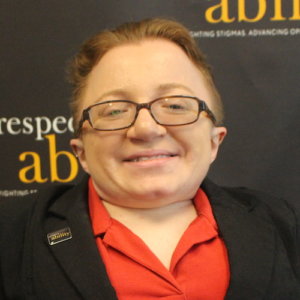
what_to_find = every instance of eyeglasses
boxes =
[78,95,216,134]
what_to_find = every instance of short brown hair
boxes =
[68,18,224,132]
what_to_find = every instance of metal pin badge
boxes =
[47,227,72,245]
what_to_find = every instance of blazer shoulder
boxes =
[0,184,76,239]
[222,185,297,224]
[227,186,300,281]
[203,179,296,221]
[203,179,300,280]
[0,181,88,299]
[0,195,36,231]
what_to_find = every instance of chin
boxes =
[129,184,191,204]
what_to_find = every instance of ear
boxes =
[70,138,90,174]
[210,126,227,163]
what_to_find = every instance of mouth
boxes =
[125,154,177,162]
[123,151,179,163]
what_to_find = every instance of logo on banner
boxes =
[19,134,78,184]
[205,0,300,23]
[0,115,79,184]
[192,0,300,38]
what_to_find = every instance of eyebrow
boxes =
[93,83,195,104]
[156,83,195,95]
[93,89,128,103]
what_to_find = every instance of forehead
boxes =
[81,39,212,107]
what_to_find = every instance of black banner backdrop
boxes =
[0,1,299,214]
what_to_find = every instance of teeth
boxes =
[131,154,171,162]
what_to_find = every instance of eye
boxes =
[101,108,128,118]
[106,109,125,116]
[95,102,131,119]
[161,101,189,113]
[168,104,186,110]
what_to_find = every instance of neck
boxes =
[102,198,198,269]
[102,198,196,224]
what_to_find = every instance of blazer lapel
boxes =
[202,180,275,300]
[43,178,117,300]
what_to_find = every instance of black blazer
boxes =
[0,176,299,299]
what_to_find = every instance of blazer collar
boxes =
[44,176,118,300]
[202,179,275,300]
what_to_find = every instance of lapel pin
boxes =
[47,227,72,245]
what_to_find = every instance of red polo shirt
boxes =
[88,178,230,300]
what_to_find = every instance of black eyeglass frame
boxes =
[77,95,217,135]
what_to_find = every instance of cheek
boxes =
[181,130,212,160]
[83,144,112,177]
[85,141,108,165]
[83,133,123,167]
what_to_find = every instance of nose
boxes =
[126,108,166,141]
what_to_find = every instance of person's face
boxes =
[71,39,226,208]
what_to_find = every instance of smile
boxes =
[123,150,179,164]
[128,154,176,162]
